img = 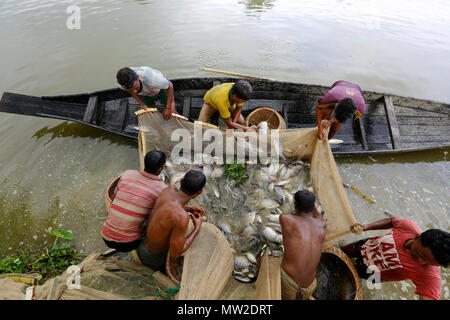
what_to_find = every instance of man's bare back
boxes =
[144,172,205,259]
[280,208,326,288]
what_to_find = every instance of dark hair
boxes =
[230,80,252,101]
[420,229,450,267]
[334,97,357,123]
[116,67,138,89]
[294,190,315,212]
[144,150,166,174]
[180,170,206,196]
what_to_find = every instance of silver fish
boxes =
[262,227,283,244]
[234,255,251,269]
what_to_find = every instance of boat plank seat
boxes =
[382,95,401,149]
[83,95,99,123]
[107,98,128,132]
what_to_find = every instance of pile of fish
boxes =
[161,157,321,283]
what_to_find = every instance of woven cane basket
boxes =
[317,246,363,300]
[246,107,286,129]
[104,176,121,211]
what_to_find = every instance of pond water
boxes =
[0,0,448,300]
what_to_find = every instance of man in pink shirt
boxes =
[102,150,167,252]
[341,217,450,300]
[316,80,366,140]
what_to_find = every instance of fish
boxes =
[266,214,280,223]
[202,165,213,178]
[242,211,256,226]
[234,255,251,269]
[210,167,224,179]
[274,186,285,201]
[217,221,232,235]
[212,185,220,198]
[275,180,290,186]
[233,274,252,283]
[328,139,344,144]
[261,227,283,244]
[262,199,279,209]
[246,252,257,264]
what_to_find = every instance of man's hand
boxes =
[246,125,258,132]
[322,120,332,130]
[190,210,203,228]
[140,104,148,110]
[162,107,172,120]
[186,206,205,217]
[351,223,366,234]
[318,129,326,140]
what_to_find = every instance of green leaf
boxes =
[49,229,73,240]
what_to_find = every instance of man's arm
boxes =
[128,90,148,110]
[169,210,202,258]
[162,81,177,120]
[223,117,256,131]
[328,120,343,139]
[351,218,394,233]
[316,106,325,140]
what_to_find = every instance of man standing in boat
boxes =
[198,80,257,131]
[316,80,366,140]
[279,190,327,300]
[341,217,450,300]
[116,66,177,120]
[135,170,206,273]
[101,150,167,252]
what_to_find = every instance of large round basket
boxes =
[104,176,121,211]
[312,246,363,300]
[246,107,286,129]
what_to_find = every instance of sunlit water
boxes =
[0,0,449,300]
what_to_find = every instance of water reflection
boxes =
[239,0,276,15]
[31,122,137,147]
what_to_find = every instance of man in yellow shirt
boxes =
[198,80,256,131]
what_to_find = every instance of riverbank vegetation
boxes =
[0,229,84,285]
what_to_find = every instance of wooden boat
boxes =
[1,77,448,156]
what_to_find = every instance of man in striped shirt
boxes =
[101,150,167,252]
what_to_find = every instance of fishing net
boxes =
[1,250,181,300]
[136,109,357,245]
[136,109,359,299]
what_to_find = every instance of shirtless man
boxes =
[135,169,206,273]
[279,190,327,300]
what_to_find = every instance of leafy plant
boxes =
[0,229,84,285]
[224,157,249,186]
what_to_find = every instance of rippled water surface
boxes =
[0,0,449,300]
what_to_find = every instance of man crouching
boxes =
[279,190,327,300]
[136,169,206,273]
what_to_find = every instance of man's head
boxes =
[409,229,450,267]
[294,190,315,213]
[333,97,358,123]
[144,150,166,176]
[117,67,139,90]
[180,170,206,198]
[230,80,252,104]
